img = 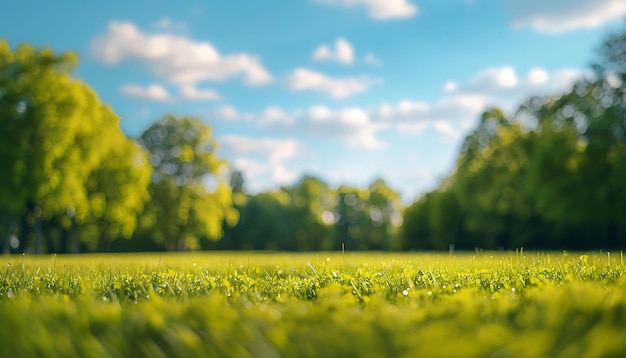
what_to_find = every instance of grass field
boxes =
[1,251,626,357]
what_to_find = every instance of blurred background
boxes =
[1,1,625,253]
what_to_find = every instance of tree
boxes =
[222,191,292,250]
[520,83,626,248]
[402,193,433,250]
[453,108,539,249]
[283,176,336,251]
[333,181,403,251]
[138,115,237,251]
[402,25,626,251]
[0,40,137,253]
[364,179,403,250]
[80,138,152,251]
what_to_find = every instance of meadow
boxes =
[1,251,626,357]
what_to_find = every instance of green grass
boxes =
[1,251,626,357]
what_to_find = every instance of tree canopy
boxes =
[137,115,237,251]
[402,26,626,251]
[0,40,150,253]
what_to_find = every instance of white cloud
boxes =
[428,95,490,123]
[433,121,462,143]
[546,69,587,92]
[527,68,549,85]
[121,83,220,102]
[397,100,429,115]
[368,95,488,138]
[298,105,385,149]
[91,21,273,89]
[458,66,584,103]
[210,94,487,149]
[467,66,518,92]
[220,136,300,185]
[227,136,299,172]
[508,0,626,34]
[286,67,374,98]
[215,66,585,151]
[376,103,394,119]
[233,158,267,182]
[363,53,383,66]
[120,84,172,101]
[309,105,332,121]
[442,80,458,93]
[214,105,238,120]
[179,85,220,101]
[317,0,418,20]
[261,106,292,125]
[313,38,355,65]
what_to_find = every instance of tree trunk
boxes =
[34,214,42,254]
[18,210,29,253]
[44,223,53,254]
[70,218,80,254]
[2,214,12,255]
[97,235,112,252]
[59,228,68,254]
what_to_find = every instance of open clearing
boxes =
[1,251,625,357]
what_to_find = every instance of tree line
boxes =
[0,40,404,253]
[2,25,625,253]
[0,42,234,253]
[217,175,403,251]
[402,27,626,251]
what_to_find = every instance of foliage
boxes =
[402,26,626,251]
[222,191,292,250]
[284,176,336,251]
[334,180,403,251]
[0,40,150,253]
[1,252,626,357]
[81,139,152,251]
[221,176,403,251]
[138,115,237,251]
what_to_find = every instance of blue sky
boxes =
[2,0,625,202]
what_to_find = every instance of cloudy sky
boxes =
[2,0,625,202]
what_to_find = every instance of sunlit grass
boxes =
[1,251,625,357]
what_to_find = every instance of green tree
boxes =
[364,179,404,250]
[520,84,626,248]
[333,183,401,251]
[453,108,540,249]
[284,176,336,251]
[334,187,367,250]
[138,115,237,251]
[0,41,137,253]
[401,193,433,250]
[402,186,466,251]
[81,138,152,251]
[222,191,292,250]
